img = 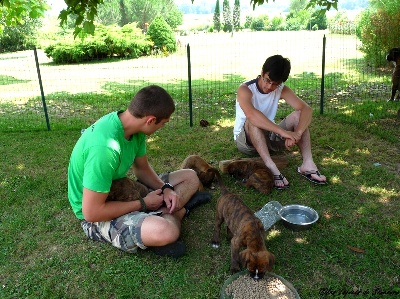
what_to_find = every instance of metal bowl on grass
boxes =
[278,204,319,231]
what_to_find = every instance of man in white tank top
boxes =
[233,55,327,189]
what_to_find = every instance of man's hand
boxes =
[161,188,179,214]
[282,131,302,150]
[143,189,164,211]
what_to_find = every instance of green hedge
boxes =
[44,23,153,64]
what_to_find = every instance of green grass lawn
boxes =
[0,112,399,298]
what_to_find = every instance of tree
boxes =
[0,0,48,34]
[213,0,221,32]
[309,9,327,30]
[244,15,252,29]
[146,15,176,54]
[356,0,400,66]
[232,0,240,31]
[251,0,338,13]
[95,0,182,31]
[0,0,339,36]
[0,17,42,52]
[222,0,232,32]
[119,0,131,26]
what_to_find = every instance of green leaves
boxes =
[249,0,339,11]
[58,0,103,38]
[0,0,49,33]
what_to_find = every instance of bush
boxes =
[0,18,41,53]
[309,10,327,30]
[269,16,285,31]
[147,15,177,54]
[44,23,152,64]
[285,10,310,31]
[356,8,400,67]
[244,16,252,29]
[328,11,356,35]
[250,15,269,31]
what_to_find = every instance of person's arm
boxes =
[280,85,313,139]
[132,155,165,190]
[82,188,141,222]
[132,155,178,213]
[237,84,293,140]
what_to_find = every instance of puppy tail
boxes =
[213,168,230,195]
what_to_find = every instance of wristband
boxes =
[161,183,174,194]
[139,197,147,212]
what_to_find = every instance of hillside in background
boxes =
[176,0,368,14]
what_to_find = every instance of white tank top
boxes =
[233,76,284,140]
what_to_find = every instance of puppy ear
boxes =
[239,249,250,267]
[266,252,276,271]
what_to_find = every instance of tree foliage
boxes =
[95,0,182,31]
[222,0,232,32]
[213,0,221,32]
[0,0,48,34]
[0,17,42,52]
[146,15,176,54]
[356,0,400,66]
[232,0,240,30]
[0,0,339,37]
[250,0,338,13]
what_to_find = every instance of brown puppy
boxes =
[106,177,149,202]
[386,47,400,102]
[220,156,288,194]
[180,154,221,190]
[211,176,275,279]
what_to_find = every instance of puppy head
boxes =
[198,168,218,187]
[240,249,276,280]
[387,48,400,63]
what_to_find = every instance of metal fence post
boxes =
[187,43,193,127]
[34,47,51,131]
[320,35,326,115]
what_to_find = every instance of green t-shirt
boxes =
[67,111,146,220]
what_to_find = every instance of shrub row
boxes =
[44,23,153,64]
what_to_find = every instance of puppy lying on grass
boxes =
[211,173,275,279]
[219,156,288,194]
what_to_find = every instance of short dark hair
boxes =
[262,55,291,83]
[128,85,175,124]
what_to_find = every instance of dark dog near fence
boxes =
[386,47,400,102]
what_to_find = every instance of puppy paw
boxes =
[211,242,220,248]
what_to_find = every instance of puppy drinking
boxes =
[211,175,275,279]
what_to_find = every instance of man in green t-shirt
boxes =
[68,85,210,258]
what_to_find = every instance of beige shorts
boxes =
[235,118,288,155]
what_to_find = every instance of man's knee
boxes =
[284,111,301,128]
[149,220,180,245]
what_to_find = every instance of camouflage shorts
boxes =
[81,211,161,253]
[80,173,170,253]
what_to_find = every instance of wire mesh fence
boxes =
[0,30,398,133]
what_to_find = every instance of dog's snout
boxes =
[250,269,265,280]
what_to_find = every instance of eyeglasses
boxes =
[261,76,281,87]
